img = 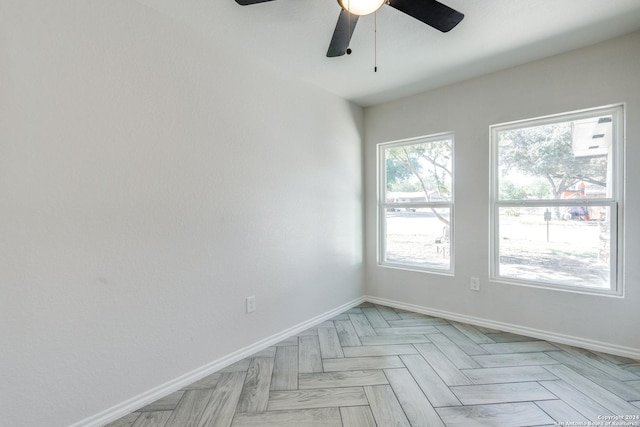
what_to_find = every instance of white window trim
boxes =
[378,132,455,275]
[489,104,625,297]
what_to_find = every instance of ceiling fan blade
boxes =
[388,0,463,32]
[326,9,359,57]
[235,0,276,5]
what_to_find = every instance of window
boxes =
[379,133,454,273]
[490,105,624,295]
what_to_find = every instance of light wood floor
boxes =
[105,303,640,427]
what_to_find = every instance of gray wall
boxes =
[0,2,363,426]
[364,32,640,356]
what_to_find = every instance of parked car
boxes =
[563,206,589,220]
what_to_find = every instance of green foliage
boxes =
[388,180,422,192]
[385,140,452,199]
[384,139,452,225]
[499,123,607,198]
[499,178,552,200]
[385,155,415,191]
[528,178,553,199]
[499,181,528,200]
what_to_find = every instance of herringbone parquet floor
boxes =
[106,303,640,427]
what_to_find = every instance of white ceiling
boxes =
[135,0,640,106]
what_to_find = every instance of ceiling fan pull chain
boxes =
[374,10,378,72]
[347,0,352,54]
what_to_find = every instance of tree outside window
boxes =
[379,134,454,273]
[491,105,623,295]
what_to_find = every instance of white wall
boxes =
[364,32,640,356]
[0,2,363,426]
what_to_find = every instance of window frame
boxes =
[378,132,455,275]
[489,104,625,296]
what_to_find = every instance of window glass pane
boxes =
[384,207,451,270]
[384,139,452,203]
[497,116,611,201]
[497,206,611,289]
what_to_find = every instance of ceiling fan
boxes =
[235,0,464,57]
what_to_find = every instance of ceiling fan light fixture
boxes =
[338,0,385,16]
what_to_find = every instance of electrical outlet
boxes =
[470,277,480,292]
[246,296,256,313]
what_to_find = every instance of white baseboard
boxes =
[364,295,640,360]
[69,294,639,426]
[72,296,365,427]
